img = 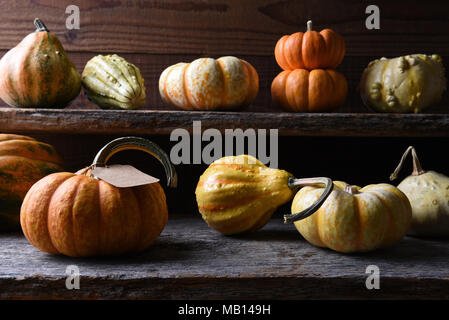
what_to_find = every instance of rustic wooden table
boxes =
[1,0,449,301]
[1,217,449,299]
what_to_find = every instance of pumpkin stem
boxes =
[91,136,177,188]
[344,184,360,194]
[390,146,425,181]
[34,18,49,32]
[307,20,313,31]
[284,177,333,224]
[76,165,95,177]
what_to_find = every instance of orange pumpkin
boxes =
[271,69,348,112]
[159,56,259,110]
[20,137,177,257]
[275,20,345,71]
[0,134,64,230]
[0,19,80,108]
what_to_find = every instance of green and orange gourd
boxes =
[0,18,81,108]
[159,56,259,111]
[287,181,412,253]
[0,134,64,230]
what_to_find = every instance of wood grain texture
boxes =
[1,108,449,136]
[1,1,448,112]
[1,218,449,299]
[0,0,448,56]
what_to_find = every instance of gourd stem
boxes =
[34,18,49,32]
[91,136,177,188]
[76,166,93,176]
[344,184,360,194]
[307,20,313,31]
[284,177,333,224]
[390,146,425,181]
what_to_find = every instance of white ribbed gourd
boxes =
[82,54,146,110]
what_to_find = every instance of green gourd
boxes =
[82,54,146,110]
[359,54,446,113]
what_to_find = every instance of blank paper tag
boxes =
[91,164,159,188]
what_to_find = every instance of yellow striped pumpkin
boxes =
[195,155,294,234]
[291,181,412,253]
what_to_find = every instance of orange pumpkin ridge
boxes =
[20,137,175,257]
[272,69,347,112]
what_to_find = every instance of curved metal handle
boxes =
[283,177,333,224]
[92,136,177,188]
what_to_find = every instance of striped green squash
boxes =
[0,134,64,230]
[82,54,146,110]
[0,19,81,108]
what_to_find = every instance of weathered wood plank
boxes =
[1,218,449,299]
[1,108,449,136]
[0,0,447,56]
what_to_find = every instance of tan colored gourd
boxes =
[287,181,412,253]
[390,146,449,237]
[0,134,64,230]
[359,54,446,113]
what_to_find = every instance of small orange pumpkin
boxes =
[159,56,259,110]
[275,20,345,71]
[271,69,348,112]
[20,137,177,257]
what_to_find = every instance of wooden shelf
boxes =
[1,217,449,299]
[1,108,449,137]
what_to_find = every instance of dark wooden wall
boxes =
[29,133,449,216]
[0,0,448,112]
[1,1,449,215]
